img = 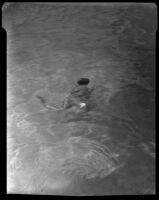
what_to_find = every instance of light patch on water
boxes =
[140,142,156,159]
[7,173,16,193]
[43,176,70,192]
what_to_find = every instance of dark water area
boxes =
[5,3,156,195]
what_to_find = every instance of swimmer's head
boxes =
[77,78,90,86]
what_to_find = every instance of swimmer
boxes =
[37,78,94,113]
[62,78,94,112]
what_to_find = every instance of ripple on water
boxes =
[53,136,122,181]
[9,117,125,193]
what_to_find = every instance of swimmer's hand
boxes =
[79,103,86,108]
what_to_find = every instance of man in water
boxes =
[62,78,94,113]
[37,78,94,113]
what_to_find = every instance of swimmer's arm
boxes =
[62,94,72,109]
[69,86,81,94]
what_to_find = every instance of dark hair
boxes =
[77,78,90,85]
